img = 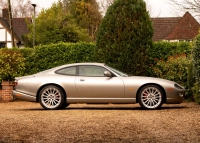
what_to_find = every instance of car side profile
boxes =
[13,63,186,110]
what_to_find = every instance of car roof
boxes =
[57,63,105,69]
[65,63,105,66]
[36,63,105,75]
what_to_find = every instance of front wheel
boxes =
[39,85,65,110]
[138,85,163,110]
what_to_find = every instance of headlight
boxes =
[174,83,183,89]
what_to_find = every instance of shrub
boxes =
[148,41,192,76]
[193,31,200,103]
[96,0,153,76]
[152,54,191,87]
[186,62,196,100]
[0,48,25,81]
[193,32,200,83]
[192,82,200,104]
[152,54,196,99]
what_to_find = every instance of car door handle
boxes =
[79,79,85,81]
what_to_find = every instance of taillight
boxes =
[13,81,18,86]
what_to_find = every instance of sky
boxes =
[31,0,181,18]
[144,0,180,17]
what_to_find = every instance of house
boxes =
[0,8,30,48]
[151,12,200,42]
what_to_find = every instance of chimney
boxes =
[2,8,9,19]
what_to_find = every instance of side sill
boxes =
[67,98,136,104]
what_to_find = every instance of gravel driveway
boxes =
[0,101,199,143]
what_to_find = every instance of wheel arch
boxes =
[36,83,67,102]
[136,83,166,103]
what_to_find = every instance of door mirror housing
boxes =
[104,71,112,77]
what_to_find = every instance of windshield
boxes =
[105,65,129,77]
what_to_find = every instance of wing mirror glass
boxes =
[104,71,112,77]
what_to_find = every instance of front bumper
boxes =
[12,90,36,102]
[166,88,186,104]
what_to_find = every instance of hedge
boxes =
[149,41,192,61]
[22,42,97,75]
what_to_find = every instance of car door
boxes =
[75,65,124,98]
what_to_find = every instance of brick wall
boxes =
[0,81,13,102]
[0,89,2,101]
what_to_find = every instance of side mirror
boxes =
[104,71,112,77]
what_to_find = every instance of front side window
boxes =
[56,66,76,75]
[105,65,128,77]
[79,66,106,77]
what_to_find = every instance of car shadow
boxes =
[17,105,187,111]
[64,106,187,110]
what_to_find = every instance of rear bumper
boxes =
[12,90,36,102]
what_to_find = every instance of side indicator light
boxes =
[13,82,18,86]
[16,93,22,96]
[129,88,133,90]
[167,88,174,92]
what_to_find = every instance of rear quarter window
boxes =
[55,66,77,76]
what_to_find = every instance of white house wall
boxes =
[6,31,11,41]
[0,29,6,41]
[0,22,16,48]
[7,42,12,48]
[0,23,6,42]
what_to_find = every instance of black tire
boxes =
[138,85,163,110]
[39,85,65,110]
[61,102,70,109]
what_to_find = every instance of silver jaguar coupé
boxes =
[13,63,186,110]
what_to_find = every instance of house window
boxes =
[0,43,6,48]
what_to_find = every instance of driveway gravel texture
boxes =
[0,101,199,143]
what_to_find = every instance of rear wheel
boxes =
[39,85,65,110]
[138,85,163,110]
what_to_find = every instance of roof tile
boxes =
[151,17,181,41]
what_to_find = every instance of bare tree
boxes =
[167,0,200,19]
[98,0,114,15]
[0,0,33,17]
[0,0,7,16]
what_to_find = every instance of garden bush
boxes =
[192,82,200,104]
[0,48,25,81]
[152,54,191,86]
[152,54,193,99]
[193,31,200,104]
[193,33,200,83]
[148,41,192,76]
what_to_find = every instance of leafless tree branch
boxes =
[167,0,200,21]
[0,0,35,18]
